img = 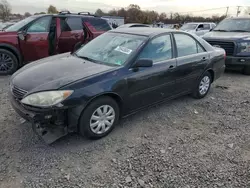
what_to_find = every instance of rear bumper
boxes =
[10,93,69,144]
[226,56,250,67]
[214,64,225,81]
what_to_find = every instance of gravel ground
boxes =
[0,71,250,188]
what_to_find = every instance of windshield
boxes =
[76,32,147,66]
[214,19,250,32]
[5,16,36,32]
[181,24,198,30]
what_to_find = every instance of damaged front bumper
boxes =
[10,94,69,144]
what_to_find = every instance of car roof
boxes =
[185,22,214,24]
[32,13,101,19]
[110,27,182,37]
[227,16,250,20]
[119,23,149,27]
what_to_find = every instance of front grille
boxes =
[206,40,235,56]
[11,85,27,99]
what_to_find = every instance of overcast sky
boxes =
[8,0,250,17]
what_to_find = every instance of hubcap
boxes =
[199,76,210,95]
[0,53,14,73]
[90,105,115,134]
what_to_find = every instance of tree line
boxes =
[95,4,227,24]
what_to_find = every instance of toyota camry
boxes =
[9,28,225,144]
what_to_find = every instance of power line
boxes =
[176,7,228,14]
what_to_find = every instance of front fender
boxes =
[66,78,127,132]
[0,43,22,63]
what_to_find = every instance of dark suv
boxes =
[0,11,111,75]
[203,17,250,75]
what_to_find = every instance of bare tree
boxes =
[0,0,11,21]
[47,5,58,14]
[24,12,31,17]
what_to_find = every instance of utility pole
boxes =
[236,6,241,17]
[225,6,229,17]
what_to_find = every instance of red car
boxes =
[0,11,111,75]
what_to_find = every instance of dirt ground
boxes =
[0,71,250,188]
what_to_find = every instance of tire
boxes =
[192,71,212,99]
[243,66,250,75]
[0,49,18,75]
[78,96,120,139]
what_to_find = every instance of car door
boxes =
[83,17,111,40]
[202,23,211,35]
[19,16,52,62]
[126,34,178,112]
[57,17,84,53]
[173,33,209,94]
[195,24,205,36]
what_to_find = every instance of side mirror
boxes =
[133,59,153,68]
[209,28,213,32]
[196,28,202,31]
[17,31,26,41]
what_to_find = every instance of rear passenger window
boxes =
[197,44,205,53]
[174,34,205,57]
[60,17,83,31]
[203,24,210,30]
[84,18,111,31]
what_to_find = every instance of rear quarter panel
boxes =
[208,47,226,81]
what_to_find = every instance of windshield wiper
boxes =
[228,30,249,32]
[213,29,229,32]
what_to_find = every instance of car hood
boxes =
[203,31,250,40]
[11,53,115,93]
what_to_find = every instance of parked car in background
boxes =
[180,22,216,37]
[9,28,225,144]
[0,11,111,75]
[0,22,16,31]
[116,23,151,29]
[101,16,124,29]
[203,17,250,75]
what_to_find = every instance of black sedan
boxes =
[9,28,225,144]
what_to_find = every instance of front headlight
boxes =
[21,90,73,107]
[238,42,250,53]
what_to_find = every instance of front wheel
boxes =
[243,66,250,75]
[78,96,119,139]
[192,72,212,99]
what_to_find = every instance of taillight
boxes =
[224,52,226,60]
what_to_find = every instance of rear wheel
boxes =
[192,72,212,99]
[243,66,250,75]
[78,96,119,139]
[0,49,18,75]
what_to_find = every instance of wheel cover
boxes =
[0,53,14,73]
[199,76,210,95]
[90,105,115,134]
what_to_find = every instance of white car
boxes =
[180,22,216,37]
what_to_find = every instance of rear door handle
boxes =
[201,57,207,61]
[169,65,175,69]
[168,65,176,71]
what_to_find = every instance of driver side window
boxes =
[27,16,51,33]
[138,34,172,63]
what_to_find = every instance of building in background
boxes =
[101,16,124,29]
